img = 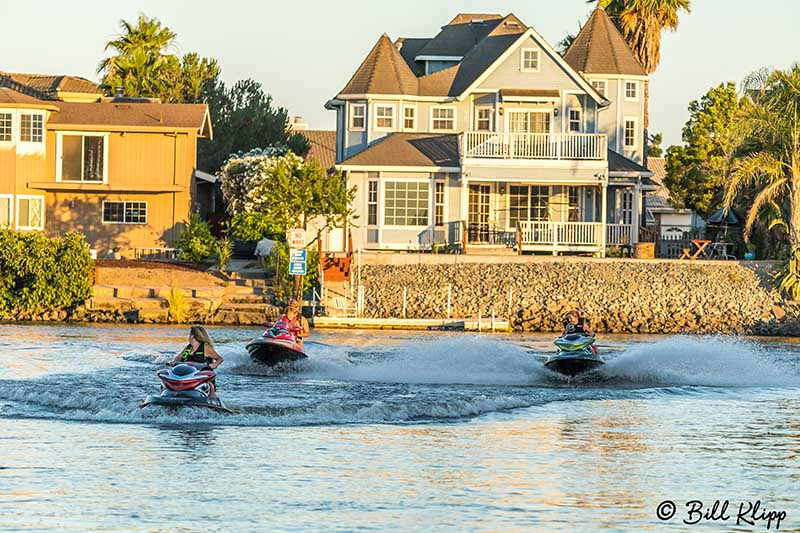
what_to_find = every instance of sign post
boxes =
[286,228,306,300]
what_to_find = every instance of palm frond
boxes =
[744,177,787,238]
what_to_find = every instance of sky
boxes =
[1,0,798,148]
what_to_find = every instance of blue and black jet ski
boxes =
[545,333,604,376]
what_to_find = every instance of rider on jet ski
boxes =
[562,310,599,354]
[170,325,224,395]
[274,298,310,348]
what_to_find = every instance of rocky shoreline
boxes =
[359,261,800,336]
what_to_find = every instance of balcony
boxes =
[462,131,607,162]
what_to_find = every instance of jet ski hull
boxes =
[545,351,605,376]
[140,390,233,414]
[246,337,307,366]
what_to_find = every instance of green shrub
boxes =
[175,214,216,263]
[0,230,94,314]
[266,242,319,301]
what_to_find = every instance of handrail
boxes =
[463,131,607,160]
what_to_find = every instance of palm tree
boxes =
[724,65,800,295]
[97,14,177,96]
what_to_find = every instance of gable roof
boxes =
[302,130,336,170]
[48,102,212,137]
[563,8,647,77]
[339,34,419,95]
[340,133,459,168]
[646,157,671,208]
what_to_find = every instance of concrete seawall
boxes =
[358,260,798,335]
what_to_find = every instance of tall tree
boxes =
[97,14,219,103]
[647,132,664,157]
[724,65,800,296]
[664,83,743,217]
[197,79,310,173]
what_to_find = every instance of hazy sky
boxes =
[1,0,798,148]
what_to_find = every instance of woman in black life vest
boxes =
[170,325,224,396]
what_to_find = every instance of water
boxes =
[1,324,799,531]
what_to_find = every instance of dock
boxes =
[312,317,511,332]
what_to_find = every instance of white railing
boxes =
[607,224,633,245]
[518,221,603,247]
[462,132,607,161]
[133,247,180,260]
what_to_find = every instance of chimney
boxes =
[289,116,309,131]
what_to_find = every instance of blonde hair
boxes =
[189,325,213,347]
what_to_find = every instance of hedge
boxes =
[0,230,94,315]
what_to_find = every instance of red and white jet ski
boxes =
[140,362,232,413]
[246,319,308,366]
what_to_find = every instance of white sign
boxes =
[287,228,306,249]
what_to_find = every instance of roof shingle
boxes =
[48,101,210,134]
[340,34,419,95]
[563,8,647,77]
[341,133,459,168]
[302,130,336,171]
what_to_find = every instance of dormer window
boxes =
[520,48,540,72]
[403,105,416,130]
[625,81,639,101]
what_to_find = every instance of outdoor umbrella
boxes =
[706,207,742,243]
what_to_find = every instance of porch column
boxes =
[600,182,607,257]
[461,177,469,251]
[633,180,641,245]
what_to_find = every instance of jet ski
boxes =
[246,320,308,366]
[141,362,233,413]
[545,333,604,376]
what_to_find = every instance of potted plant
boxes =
[744,242,756,261]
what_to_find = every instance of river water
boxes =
[0,324,799,532]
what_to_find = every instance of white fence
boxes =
[518,221,603,246]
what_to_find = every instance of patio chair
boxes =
[331,296,357,317]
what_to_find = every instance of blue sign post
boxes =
[289,248,307,276]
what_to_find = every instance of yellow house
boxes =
[0,85,211,257]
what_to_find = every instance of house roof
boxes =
[563,8,647,77]
[0,86,54,107]
[0,71,101,101]
[338,14,528,99]
[415,15,504,58]
[646,156,671,209]
[339,34,420,95]
[340,133,459,168]
[48,101,212,136]
[302,129,336,170]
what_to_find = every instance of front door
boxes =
[468,184,490,243]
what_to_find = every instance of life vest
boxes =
[180,342,208,364]
[564,317,588,334]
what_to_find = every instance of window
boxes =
[60,134,105,181]
[102,201,147,224]
[367,180,378,225]
[624,118,637,149]
[591,80,606,98]
[476,108,492,131]
[568,109,582,132]
[17,196,44,230]
[625,81,639,101]
[403,106,416,130]
[568,187,582,221]
[520,48,540,72]
[434,182,445,226]
[509,185,549,227]
[0,196,11,227]
[431,107,455,130]
[384,181,428,226]
[0,113,11,142]
[20,114,43,143]
[350,104,366,130]
[375,105,394,129]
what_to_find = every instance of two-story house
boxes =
[0,78,211,257]
[324,9,653,255]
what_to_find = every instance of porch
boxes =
[462,131,607,162]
